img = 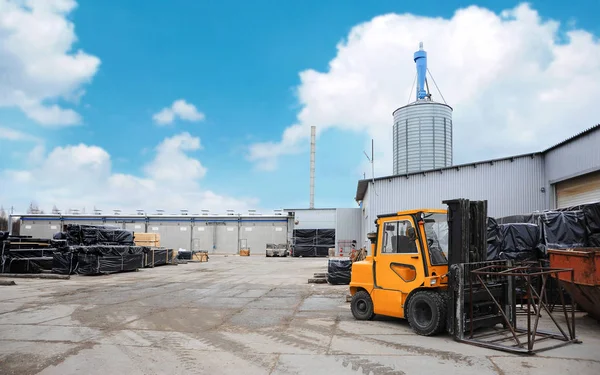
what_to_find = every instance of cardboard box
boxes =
[239,249,250,256]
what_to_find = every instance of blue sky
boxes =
[0,0,598,214]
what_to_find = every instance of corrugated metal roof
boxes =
[356,152,541,201]
[543,123,600,153]
[356,124,600,202]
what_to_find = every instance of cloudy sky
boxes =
[0,0,598,215]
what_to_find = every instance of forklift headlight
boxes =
[430,278,437,286]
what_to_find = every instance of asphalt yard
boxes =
[1,255,599,374]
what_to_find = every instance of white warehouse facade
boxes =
[355,124,600,248]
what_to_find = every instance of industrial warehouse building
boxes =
[13,209,364,255]
[15,213,294,254]
[356,124,600,247]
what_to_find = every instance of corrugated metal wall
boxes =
[545,129,600,208]
[335,208,362,247]
[19,218,62,239]
[17,215,292,255]
[286,209,336,229]
[362,155,547,242]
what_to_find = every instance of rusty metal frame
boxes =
[460,264,581,354]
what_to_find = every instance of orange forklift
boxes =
[349,199,497,336]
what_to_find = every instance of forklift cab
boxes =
[349,209,450,335]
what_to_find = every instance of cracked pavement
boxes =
[1,256,599,374]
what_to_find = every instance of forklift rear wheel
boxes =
[406,290,447,336]
[351,291,375,320]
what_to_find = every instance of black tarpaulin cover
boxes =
[317,229,335,244]
[292,246,316,257]
[589,233,600,247]
[5,257,53,273]
[69,245,147,256]
[144,249,173,267]
[52,245,146,275]
[177,250,192,260]
[541,211,587,249]
[487,220,543,261]
[0,232,8,241]
[76,253,143,275]
[292,229,336,257]
[327,258,351,285]
[52,252,78,275]
[583,202,600,234]
[64,224,134,246]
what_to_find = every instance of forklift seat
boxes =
[392,235,417,253]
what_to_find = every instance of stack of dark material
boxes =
[144,248,174,267]
[583,203,600,246]
[326,258,352,285]
[53,225,145,275]
[1,232,56,274]
[487,201,600,261]
[64,224,134,246]
[487,219,544,261]
[177,249,192,260]
[292,229,335,257]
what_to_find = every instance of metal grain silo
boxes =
[393,43,453,175]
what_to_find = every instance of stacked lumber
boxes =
[193,251,209,262]
[134,232,161,247]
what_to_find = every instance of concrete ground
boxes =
[0,256,599,375]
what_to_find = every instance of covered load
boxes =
[63,224,134,246]
[327,258,352,285]
[487,219,544,261]
[52,245,147,275]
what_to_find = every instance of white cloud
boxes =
[247,3,600,177]
[153,99,205,125]
[0,133,257,214]
[0,0,100,126]
[0,126,38,142]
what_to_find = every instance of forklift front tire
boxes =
[351,291,375,321]
[406,290,447,336]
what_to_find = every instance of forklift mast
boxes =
[443,198,512,337]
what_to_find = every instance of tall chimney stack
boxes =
[310,126,316,209]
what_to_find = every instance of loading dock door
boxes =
[556,170,600,208]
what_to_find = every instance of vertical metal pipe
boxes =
[310,126,316,209]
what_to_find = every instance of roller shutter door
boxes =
[555,170,600,208]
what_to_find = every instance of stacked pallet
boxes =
[134,233,161,247]
[239,248,250,256]
[1,232,56,274]
[143,248,175,267]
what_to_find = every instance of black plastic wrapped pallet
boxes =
[487,221,543,261]
[145,249,172,267]
[315,245,331,257]
[588,233,600,247]
[0,231,9,241]
[70,245,148,256]
[327,258,352,285]
[583,202,600,235]
[4,257,54,273]
[52,252,78,275]
[294,229,317,238]
[63,224,134,246]
[292,245,316,257]
[316,229,335,244]
[76,253,143,275]
[6,249,56,258]
[177,250,192,260]
[541,210,587,249]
